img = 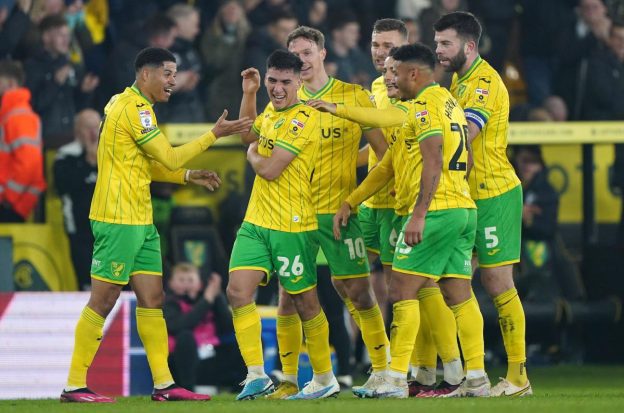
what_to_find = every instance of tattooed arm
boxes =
[403,135,443,246]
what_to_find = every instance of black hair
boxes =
[39,14,68,33]
[329,10,358,32]
[0,59,25,86]
[392,43,436,70]
[514,145,545,168]
[269,9,297,25]
[433,11,482,44]
[134,47,176,72]
[388,46,399,58]
[144,14,176,41]
[373,18,408,40]
[266,49,303,74]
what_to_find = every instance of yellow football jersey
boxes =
[90,85,178,225]
[298,77,374,214]
[450,56,520,200]
[401,83,475,213]
[363,75,396,209]
[244,102,320,232]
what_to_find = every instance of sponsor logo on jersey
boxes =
[138,110,152,128]
[291,119,305,129]
[274,118,285,129]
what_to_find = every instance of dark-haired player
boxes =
[434,12,531,397]
[227,50,339,401]
[61,47,252,403]
[317,44,487,398]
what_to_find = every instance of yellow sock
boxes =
[410,301,437,372]
[450,297,484,371]
[344,298,361,329]
[358,305,389,371]
[389,300,420,375]
[66,307,105,388]
[136,307,174,386]
[232,303,264,368]
[494,288,528,386]
[277,314,302,377]
[419,287,460,363]
[302,311,332,375]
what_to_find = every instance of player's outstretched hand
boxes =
[306,99,337,114]
[188,170,222,191]
[241,68,261,94]
[212,110,253,138]
[332,202,352,240]
[403,216,425,246]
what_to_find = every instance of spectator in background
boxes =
[396,0,431,20]
[245,0,292,26]
[164,263,244,391]
[104,13,177,97]
[468,0,516,73]
[543,95,569,122]
[200,0,251,121]
[0,0,33,60]
[25,14,98,146]
[53,109,100,291]
[243,10,298,108]
[0,59,45,223]
[513,145,560,301]
[326,12,376,86]
[162,3,204,123]
[419,0,466,50]
[402,18,422,43]
[577,20,624,120]
[557,0,612,117]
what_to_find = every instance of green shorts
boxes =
[229,222,320,294]
[392,209,476,280]
[358,205,397,265]
[317,214,370,279]
[475,185,522,268]
[90,221,162,285]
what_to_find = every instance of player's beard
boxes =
[445,48,467,73]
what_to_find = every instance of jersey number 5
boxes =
[449,122,468,171]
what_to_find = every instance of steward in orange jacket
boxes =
[0,60,46,222]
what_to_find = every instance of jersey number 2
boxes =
[449,122,468,171]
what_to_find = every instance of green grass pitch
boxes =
[2,365,623,413]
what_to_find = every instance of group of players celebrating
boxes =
[59,10,531,404]
[229,12,531,400]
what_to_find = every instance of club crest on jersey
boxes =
[274,118,285,129]
[138,110,152,128]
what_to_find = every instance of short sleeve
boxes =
[124,103,161,146]
[275,107,318,156]
[463,75,498,130]
[410,99,443,142]
[252,112,264,136]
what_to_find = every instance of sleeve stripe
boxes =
[416,129,443,142]
[275,141,300,155]
[395,103,409,113]
[138,130,161,146]
[252,124,261,135]
[136,127,161,144]
[464,110,486,130]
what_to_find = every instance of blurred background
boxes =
[0,0,623,399]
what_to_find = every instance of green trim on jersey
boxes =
[457,55,484,84]
[302,77,336,99]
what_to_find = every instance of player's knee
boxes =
[480,269,515,297]
[136,290,164,309]
[226,281,253,307]
[87,287,121,317]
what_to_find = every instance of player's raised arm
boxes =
[239,67,261,144]
[307,99,407,128]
